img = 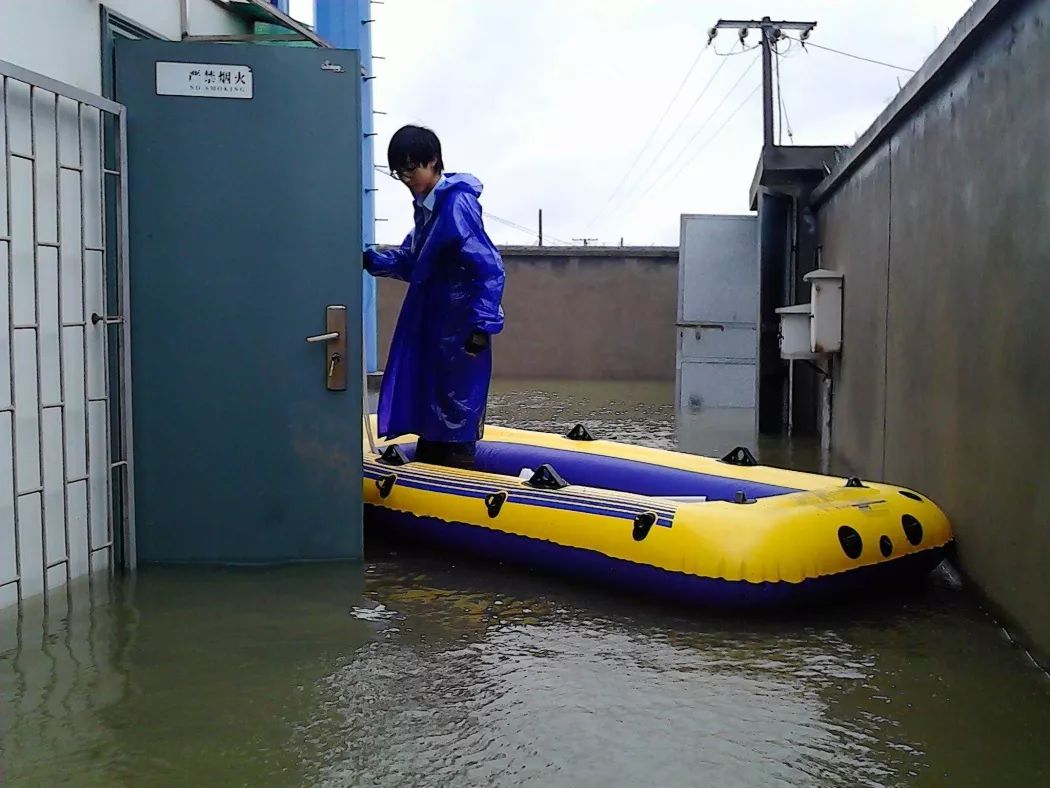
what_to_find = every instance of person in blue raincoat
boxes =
[364,125,505,469]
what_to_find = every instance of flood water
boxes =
[3,381,1049,786]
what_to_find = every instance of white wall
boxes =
[187,0,253,37]
[0,0,247,94]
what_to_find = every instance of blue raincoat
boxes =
[365,173,505,442]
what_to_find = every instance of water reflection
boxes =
[0,576,129,786]
[305,551,1050,786]
[1,555,1048,786]
[0,566,375,786]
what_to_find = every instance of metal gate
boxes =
[676,213,759,456]
[0,59,135,610]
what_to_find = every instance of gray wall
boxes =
[377,246,679,381]
[815,0,1050,660]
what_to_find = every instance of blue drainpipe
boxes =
[314,0,379,374]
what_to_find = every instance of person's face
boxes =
[392,158,441,197]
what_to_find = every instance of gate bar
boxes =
[3,76,21,605]
[116,109,136,569]
[55,91,73,589]
[30,81,54,605]
[0,59,124,116]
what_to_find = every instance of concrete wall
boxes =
[818,152,891,476]
[377,247,679,381]
[814,0,1050,660]
[0,0,247,93]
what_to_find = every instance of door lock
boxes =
[305,306,348,391]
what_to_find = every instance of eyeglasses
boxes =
[389,163,421,181]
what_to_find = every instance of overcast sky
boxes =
[288,0,973,247]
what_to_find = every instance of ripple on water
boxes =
[3,384,1050,786]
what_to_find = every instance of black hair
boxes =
[387,125,444,174]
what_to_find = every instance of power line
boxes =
[625,52,761,207]
[487,213,542,236]
[773,40,796,143]
[636,79,761,205]
[596,45,741,228]
[775,40,783,143]
[669,82,762,186]
[711,18,817,148]
[620,83,762,220]
[588,44,711,228]
[636,46,736,171]
[713,41,762,56]
[780,38,806,59]
[369,171,570,244]
[786,35,917,72]
[780,86,795,143]
[776,39,796,144]
[487,212,571,246]
[592,44,733,230]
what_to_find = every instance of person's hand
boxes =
[465,331,490,355]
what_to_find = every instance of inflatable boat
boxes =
[362,420,953,610]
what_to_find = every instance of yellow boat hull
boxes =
[363,421,953,609]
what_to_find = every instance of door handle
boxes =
[306,306,347,391]
[675,321,725,331]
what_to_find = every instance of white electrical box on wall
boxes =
[775,304,816,359]
[803,269,844,354]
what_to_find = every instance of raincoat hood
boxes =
[433,172,484,200]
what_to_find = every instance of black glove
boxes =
[465,331,490,355]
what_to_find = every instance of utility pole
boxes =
[709,17,816,147]
[538,209,543,246]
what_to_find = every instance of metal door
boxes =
[675,213,759,456]
[116,42,362,563]
[0,60,135,610]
